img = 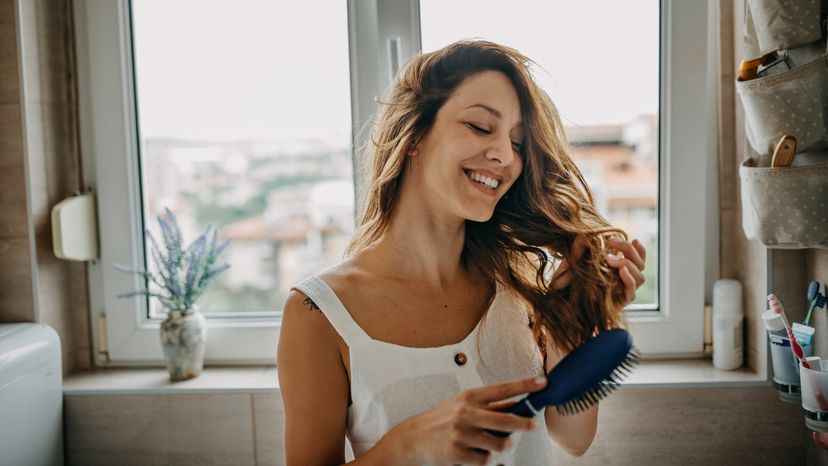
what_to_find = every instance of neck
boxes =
[366,168,468,290]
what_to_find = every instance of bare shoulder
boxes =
[316,256,365,287]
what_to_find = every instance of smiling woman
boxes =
[277,39,647,466]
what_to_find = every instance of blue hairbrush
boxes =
[489,328,638,437]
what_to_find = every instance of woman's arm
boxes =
[278,290,354,465]
[542,342,599,458]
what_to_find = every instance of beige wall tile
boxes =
[65,394,257,466]
[253,393,286,466]
[551,386,806,465]
[0,103,29,238]
[0,0,19,105]
[0,236,34,322]
[807,250,828,284]
[17,0,70,105]
[771,249,808,323]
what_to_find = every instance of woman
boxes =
[278,39,646,465]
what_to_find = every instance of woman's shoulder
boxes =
[314,255,373,293]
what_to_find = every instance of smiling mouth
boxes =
[463,169,500,190]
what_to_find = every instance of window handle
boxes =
[387,37,402,81]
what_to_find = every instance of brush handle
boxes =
[786,327,811,369]
[805,301,818,327]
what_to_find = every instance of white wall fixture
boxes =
[51,192,98,261]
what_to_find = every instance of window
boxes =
[75,0,713,364]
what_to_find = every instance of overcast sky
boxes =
[131,0,658,143]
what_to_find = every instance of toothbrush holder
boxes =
[769,330,814,402]
[800,357,828,432]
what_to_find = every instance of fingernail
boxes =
[534,376,547,386]
[607,253,619,261]
[531,421,539,431]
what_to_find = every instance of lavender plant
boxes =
[115,208,231,313]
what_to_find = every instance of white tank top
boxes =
[292,275,556,465]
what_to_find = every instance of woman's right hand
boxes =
[386,376,547,466]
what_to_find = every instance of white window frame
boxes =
[74,0,712,365]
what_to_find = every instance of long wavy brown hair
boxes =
[346,39,629,355]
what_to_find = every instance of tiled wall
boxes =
[0,0,36,323]
[65,392,285,466]
[64,386,812,466]
[0,0,91,373]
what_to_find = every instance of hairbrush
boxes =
[489,328,638,437]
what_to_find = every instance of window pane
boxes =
[130,0,354,316]
[420,0,659,307]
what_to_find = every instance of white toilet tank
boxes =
[0,323,63,466]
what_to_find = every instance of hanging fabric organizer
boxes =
[737,0,828,249]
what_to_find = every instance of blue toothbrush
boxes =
[489,328,638,437]
[803,281,826,326]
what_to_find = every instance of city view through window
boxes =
[131,0,658,317]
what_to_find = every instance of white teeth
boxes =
[466,170,499,189]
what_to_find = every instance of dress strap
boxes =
[291,275,372,348]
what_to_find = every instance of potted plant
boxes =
[116,208,230,381]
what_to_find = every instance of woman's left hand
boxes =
[551,236,647,306]
[605,237,647,305]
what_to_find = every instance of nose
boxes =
[485,134,517,166]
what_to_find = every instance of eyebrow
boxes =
[465,104,523,130]
[466,103,502,118]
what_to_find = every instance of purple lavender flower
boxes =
[115,208,231,313]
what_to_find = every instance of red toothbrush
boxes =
[768,293,811,369]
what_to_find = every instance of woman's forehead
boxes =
[443,72,523,127]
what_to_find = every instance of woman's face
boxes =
[410,70,524,223]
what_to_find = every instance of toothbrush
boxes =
[803,281,827,326]
[768,293,811,369]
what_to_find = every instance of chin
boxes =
[464,209,495,223]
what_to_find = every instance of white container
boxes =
[0,323,63,466]
[713,279,744,370]
[800,357,828,432]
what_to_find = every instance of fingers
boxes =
[466,376,547,404]
[463,407,537,433]
[607,255,645,288]
[608,237,646,272]
[451,447,491,466]
[620,267,637,302]
[455,427,516,454]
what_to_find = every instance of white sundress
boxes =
[292,275,556,465]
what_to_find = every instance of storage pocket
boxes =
[736,54,828,154]
[740,158,828,248]
[747,0,824,50]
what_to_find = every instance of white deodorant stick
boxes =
[713,279,744,370]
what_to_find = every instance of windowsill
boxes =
[63,366,280,395]
[62,359,768,396]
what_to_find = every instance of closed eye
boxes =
[467,123,491,134]
[468,123,523,154]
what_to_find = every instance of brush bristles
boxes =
[555,348,640,416]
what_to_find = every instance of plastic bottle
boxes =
[713,279,744,370]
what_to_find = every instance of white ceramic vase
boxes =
[159,306,207,381]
